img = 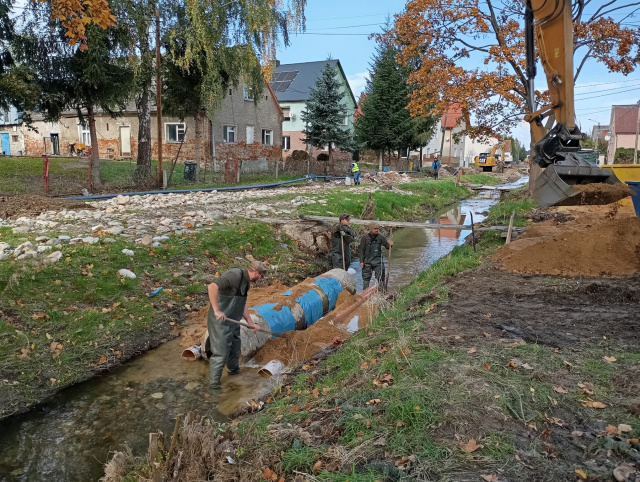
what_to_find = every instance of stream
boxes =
[0,176,528,481]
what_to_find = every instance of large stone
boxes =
[102,238,116,243]
[0,242,11,252]
[117,268,136,279]
[122,249,135,256]
[140,235,152,246]
[116,195,130,205]
[105,207,116,214]
[152,235,169,242]
[0,253,8,261]
[35,236,49,243]
[37,245,52,254]
[58,235,71,243]
[17,251,38,260]
[183,211,196,217]
[46,251,63,263]
[206,211,224,221]
[46,238,61,246]
[160,218,173,227]
[91,224,105,232]
[106,226,124,235]
[12,226,30,234]
[155,226,171,234]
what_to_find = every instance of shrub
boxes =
[614,148,635,164]
[317,153,329,161]
[290,150,309,161]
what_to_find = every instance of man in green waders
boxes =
[359,223,393,291]
[207,261,268,389]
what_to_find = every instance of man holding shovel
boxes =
[207,261,267,389]
[331,213,355,270]
[359,223,393,292]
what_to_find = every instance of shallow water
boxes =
[0,177,527,481]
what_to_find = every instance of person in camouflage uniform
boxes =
[359,223,393,290]
[331,213,354,270]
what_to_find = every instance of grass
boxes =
[459,173,501,185]
[0,220,326,419]
[297,179,472,221]
[0,156,300,195]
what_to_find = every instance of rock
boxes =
[91,224,105,232]
[105,207,116,214]
[156,226,171,234]
[184,211,196,217]
[58,235,71,243]
[102,238,116,243]
[69,238,83,245]
[36,245,52,254]
[116,195,130,205]
[122,249,135,256]
[140,235,152,246]
[246,210,257,216]
[151,242,162,248]
[184,382,200,391]
[106,226,124,235]
[150,392,163,399]
[160,218,173,226]
[46,238,61,246]
[206,211,224,221]
[152,235,169,242]
[117,268,136,279]
[0,242,11,252]
[0,253,8,260]
[46,251,63,263]
[613,464,636,482]
[16,251,37,260]
[16,241,33,252]
[35,236,49,243]
[12,226,30,234]
[81,237,100,244]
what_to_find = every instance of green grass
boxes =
[0,156,300,195]
[487,198,536,227]
[0,220,325,419]
[297,179,472,221]
[459,174,501,185]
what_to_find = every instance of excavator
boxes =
[524,0,624,207]
[475,142,505,173]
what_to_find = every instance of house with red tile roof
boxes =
[606,104,639,163]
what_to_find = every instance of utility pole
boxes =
[156,9,163,188]
[438,106,449,163]
[635,100,640,164]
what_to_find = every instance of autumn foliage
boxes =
[393,0,640,140]
[32,0,116,50]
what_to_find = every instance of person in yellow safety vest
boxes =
[349,161,361,185]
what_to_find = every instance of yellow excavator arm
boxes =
[524,0,622,206]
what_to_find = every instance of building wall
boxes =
[0,124,26,155]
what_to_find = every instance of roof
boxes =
[611,105,639,134]
[270,59,357,106]
[441,103,463,128]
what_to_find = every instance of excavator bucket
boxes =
[532,163,628,207]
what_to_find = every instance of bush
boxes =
[290,149,309,161]
[317,153,329,161]
[614,148,635,164]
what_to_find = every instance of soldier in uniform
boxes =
[359,223,393,291]
[207,261,267,389]
[331,213,354,270]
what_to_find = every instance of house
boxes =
[22,79,284,168]
[420,104,499,166]
[269,59,357,160]
[0,106,26,156]
[606,105,638,163]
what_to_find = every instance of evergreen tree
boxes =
[302,60,353,174]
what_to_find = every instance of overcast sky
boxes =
[276,0,640,145]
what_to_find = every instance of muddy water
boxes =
[0,177,526,481]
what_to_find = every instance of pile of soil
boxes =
[564,183,632,206]
[528,208,575,223]
[0,194,91,219]
[362,171,412,184]
[493,217,640,277]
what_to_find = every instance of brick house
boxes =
[21,79,284,167]
[269,59,356,161]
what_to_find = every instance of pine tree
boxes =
[301,60,353,174]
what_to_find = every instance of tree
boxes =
[504,136,527,161]
[393,1,640,140]
[15,19,134,188]
[302,61,354,173]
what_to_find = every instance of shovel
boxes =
[224,317,287,338]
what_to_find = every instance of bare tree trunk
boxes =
[328,144,334,175]
[378,149,383,171]
[87,105,102,189]
[194,111,202,172]
[135,31,153,182]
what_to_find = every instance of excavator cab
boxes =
[525,0,625,207]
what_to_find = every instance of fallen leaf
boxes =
[481,475,499,482]
[460,438,483,453]
[508,358,523,368]
[289,405,299,414]
[483,363,491,371]
[563,360,573,368]
[49,342,63,359]
[396,421,406,427]
[603,356,617,363]
[629,438,639,443]
[553,385,569,393]
[359,362,369,370]
[97,354,107,364]
[378,345,388,353]
[365,399,382,405]
[312,460,322,472]
[580,388,594,396]
[311,388,319,399]
[261,468,278,481]
[575,468,587,479]
[394,456,408,466]
[618,424,633,433]
[605,425,619,435]
[485,313,492,318]
[32,312,49,321]
[401,347,411,356]
[467,347,477,354]
[483,332,491,337]
[579,400,606,409]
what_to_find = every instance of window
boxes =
[223,125,236,143]
[401,147,409,158]
[166,123,185,143]
[282,136,291,150]
[79,121,91,145]
[262,129,273,146]
[243,85,254,101]
[343,115,349,126]
[282,107,291,121]
[11,135,18,143]
[246,125,255,144]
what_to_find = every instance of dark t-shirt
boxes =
[212,268,250,296]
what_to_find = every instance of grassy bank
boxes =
[294,179,473,221]
[0,157,299,196]
[0,220,325,419]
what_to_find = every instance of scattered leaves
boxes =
[575,468,587,479]
[467,347,477,354]
[97,354,107,364]
[508,358,523,368]
[365,398,382,405]
[481,475,498,482]
[553,385,569,394]
[373,437,386,446]
[373,373,394,388]
[603,356,617,363]
[311,388,319,399]
[579,400,606,409]
[482,363,491,370]
[460,438,483,453]
[49,342,63,359]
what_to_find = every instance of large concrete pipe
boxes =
[201,269,356,358]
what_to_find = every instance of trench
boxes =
[0,176,527,481]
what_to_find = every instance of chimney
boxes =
[276,60,281,67]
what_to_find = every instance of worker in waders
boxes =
[207,261,268,389]
[331,213,355,270]
[359,223,393,291]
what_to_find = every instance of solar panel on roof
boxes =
[278,81,293,92]
[283,71,298,81]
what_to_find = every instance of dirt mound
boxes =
[493,217,640,277]
[529,208,575,223]
[0,194,91,219]
[363,171,412,184]
[563,183,632,206]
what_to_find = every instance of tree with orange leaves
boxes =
[393,0,640,140]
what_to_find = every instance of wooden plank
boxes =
[275,215,524,232]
